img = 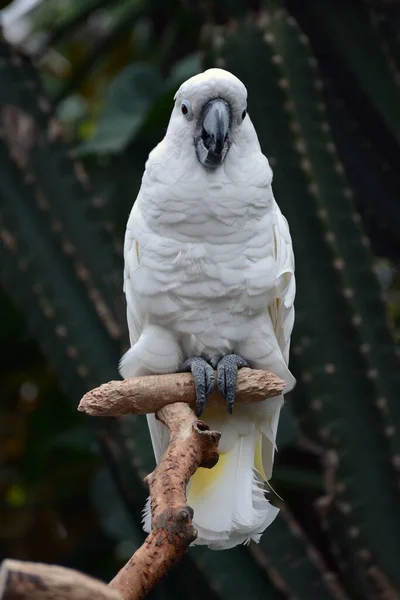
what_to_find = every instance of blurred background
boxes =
[0,0,399,598]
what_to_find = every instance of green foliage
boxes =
[364,0,400,82]
[284,0,400,261]
[267,8,400,465]
[304,0,400,136]
[1,0,400,598]
[79,54,201,154]
[80,64,164,154]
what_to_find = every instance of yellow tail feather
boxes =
[187,452,228,502]
[188,441,283,504]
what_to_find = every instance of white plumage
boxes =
[119,68,296,550]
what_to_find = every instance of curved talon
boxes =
[216,354,249,413]
[180,357,215,417]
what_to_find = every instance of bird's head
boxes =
[169,68,249,170]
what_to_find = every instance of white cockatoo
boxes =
[119,68,296,550]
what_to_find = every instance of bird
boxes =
[119,68,296,550]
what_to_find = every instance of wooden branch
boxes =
[78,368,285,416]
[0,370,283,600]
[108,402,221,600]
[0,559,123,600]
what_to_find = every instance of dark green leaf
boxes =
[80,64,163,154]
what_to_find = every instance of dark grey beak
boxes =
[195,98,231,169]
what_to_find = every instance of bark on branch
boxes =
[108,402,221,600]
[0,559,123,600]
[78,368,285,416]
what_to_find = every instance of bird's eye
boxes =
[181,100,192,119]
[241,109,247,120]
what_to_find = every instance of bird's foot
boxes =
[215,354,249,414]
[180,357,215,417]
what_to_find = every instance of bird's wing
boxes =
[268,200,295,366]
[121,200,170,465]
[123,201,143,347]
[252,200,296,482]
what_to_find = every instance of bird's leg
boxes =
[179,357,215,417]
[214,354,249,413]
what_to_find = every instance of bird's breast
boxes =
[132,213,276,353]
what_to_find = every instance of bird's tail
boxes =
[143,398,282,550]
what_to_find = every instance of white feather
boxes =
[142,410,280,550]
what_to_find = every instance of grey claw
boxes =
[180,357,214,417]
[216,354,249,413]
[205,367,215,397]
